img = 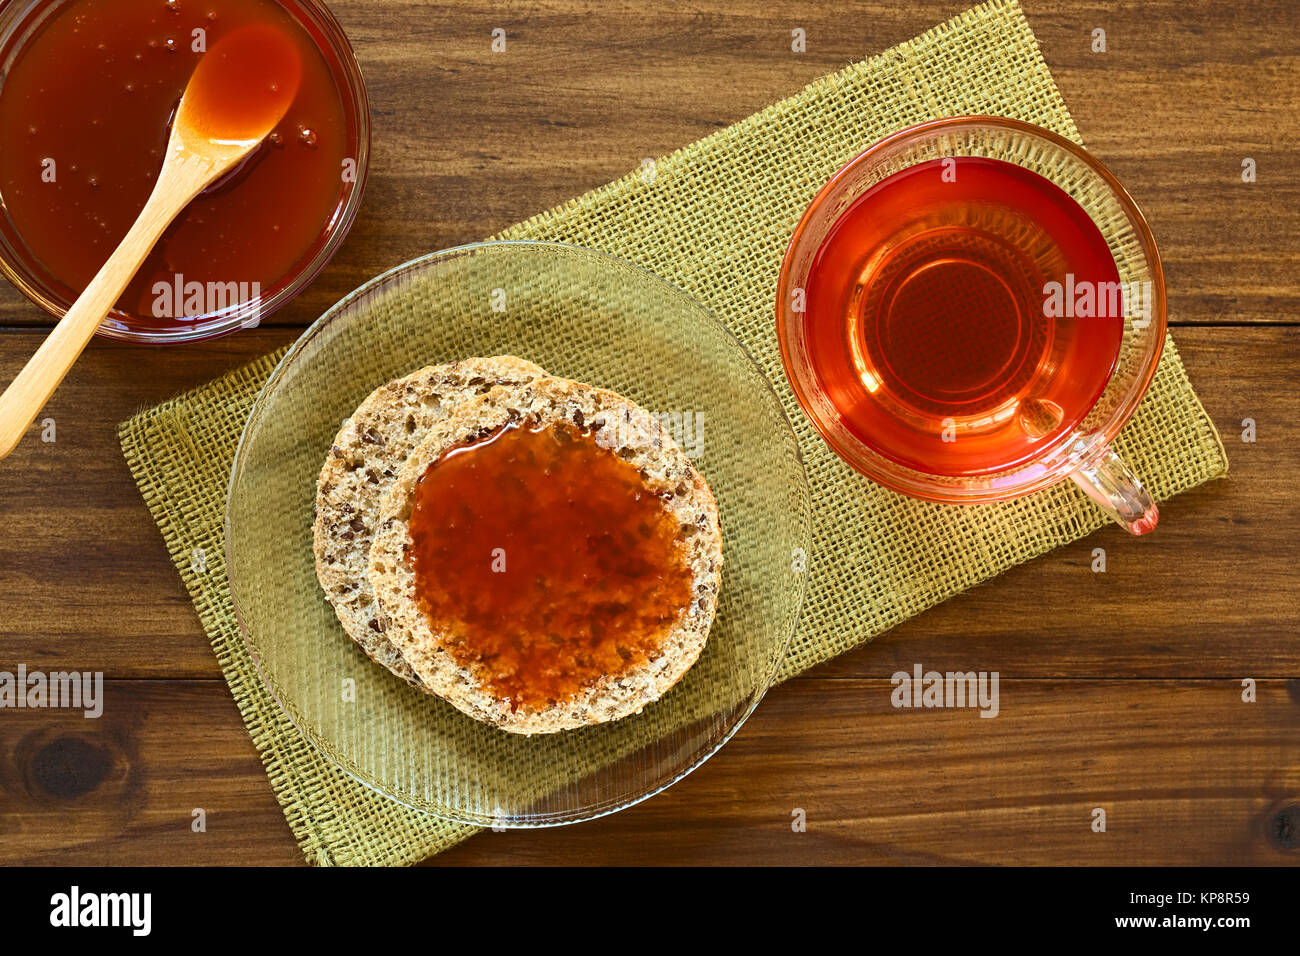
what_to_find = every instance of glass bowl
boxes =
[0,0,370,344]
[226,241,811,826]
[776,116,1166,514]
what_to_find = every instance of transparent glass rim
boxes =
[225,239,812,827]
[776,115,1167,503]
[0,0,371,345]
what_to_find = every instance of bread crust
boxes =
[312,356,547,686]
[368,375,723,734]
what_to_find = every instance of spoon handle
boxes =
[0,153,217,460]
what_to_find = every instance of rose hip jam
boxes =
[405,420,696,714]
[0,0,365,337]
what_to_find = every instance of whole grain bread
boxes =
[367,375,723,734]
[313,356,547,686]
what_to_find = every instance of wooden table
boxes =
[1,0,1296,866]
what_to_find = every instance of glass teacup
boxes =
[777,116,1166,535]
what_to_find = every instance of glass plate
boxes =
[226,240,811,826]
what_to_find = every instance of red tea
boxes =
[802,156,1123,476]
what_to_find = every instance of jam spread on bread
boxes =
[405,419,694,713]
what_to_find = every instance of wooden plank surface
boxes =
[0,0,1297,866]
[1,678,1295,866]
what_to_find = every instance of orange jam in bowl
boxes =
[0,0,369,342]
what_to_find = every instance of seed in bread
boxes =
[367,375,723,734]
[312,356,547,687]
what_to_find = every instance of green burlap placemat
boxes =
[119,0,1227,865]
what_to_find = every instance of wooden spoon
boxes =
[0,25,302,460]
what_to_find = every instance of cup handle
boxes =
[1069,444,1159,535]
